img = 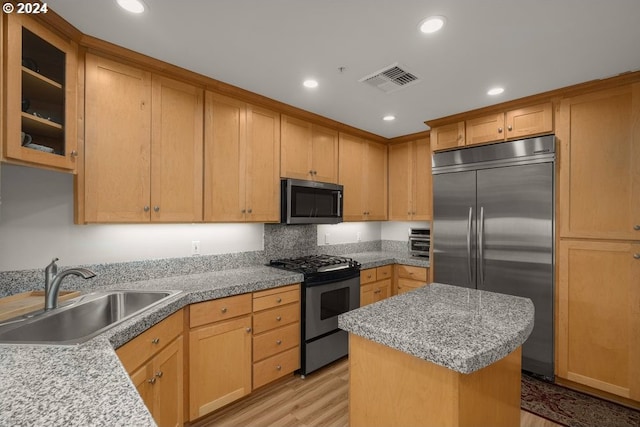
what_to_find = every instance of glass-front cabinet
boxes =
[3,13,77,171]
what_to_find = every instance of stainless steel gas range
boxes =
[269,254,360,376]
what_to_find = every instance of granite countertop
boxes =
[0,252,422,427]
[338,283,534,374]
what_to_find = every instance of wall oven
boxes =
[269,255,360,376]
[409,227,430,258]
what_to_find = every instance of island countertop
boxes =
[338,283,534,374]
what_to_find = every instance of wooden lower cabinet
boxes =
[557,239,640,401]
[252,284,301,390]
[360,266,392,306]
[395,265,429,295]
[116,310,184,427]
[188,296,252,421]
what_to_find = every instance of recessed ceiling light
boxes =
[383,115,396,121]
[117,0,146,14]
[419,16,446,34]
[303,79,318,88]
[487,87,505,96]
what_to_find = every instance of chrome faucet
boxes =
[44,258,96,310]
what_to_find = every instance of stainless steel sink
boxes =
[0,290,181,345]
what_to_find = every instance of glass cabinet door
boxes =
[4,13,77,171]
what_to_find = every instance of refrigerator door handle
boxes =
[479,206,485,288]
[467,207,473,287]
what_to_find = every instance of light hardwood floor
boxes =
[191,358,560,427]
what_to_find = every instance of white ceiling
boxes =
[46,0,640,138]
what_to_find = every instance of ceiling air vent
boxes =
[359,63,421,94]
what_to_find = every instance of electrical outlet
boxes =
[324,233,330,245]
[356,232,362,242]
[191,240,201,256]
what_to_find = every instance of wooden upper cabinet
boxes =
[84,54,203,223]
[505,103,553,139]
[151,75,204,222]
[280,115,338,183]
[430,121,464,151]
[388,138,432,221]
[84,54,152,222]
[431,103,553,152]
[3,13,78,171]
[204,93,280,222]
[466,113,505,146]
[339,133,387,221]
[558,84,640,240]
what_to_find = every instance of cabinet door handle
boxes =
[151,338,160,344]
[246,327,252,333]
[143,206,150,212]
[241,209,246,214]
[155,371,163,378]
[276,339,282,345]
[70,150,78,157]
[247,208,252,214]
[148,377,156,385]
[507,125,513,131]
[276,365,282,371]
[634,253,640,259]
[498,127,503,133]
[634,225,640,231]
[153,206,159,212]
[276,316,282,321]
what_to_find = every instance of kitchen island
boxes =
[338,283,534,427]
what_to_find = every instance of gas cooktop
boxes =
[269,254,360,284]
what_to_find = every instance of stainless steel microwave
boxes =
[281,179,343,224]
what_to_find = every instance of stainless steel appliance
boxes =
[432,135,555,379]
[269,254,360,376]
[409,228,430,258]
[281,179,343,224]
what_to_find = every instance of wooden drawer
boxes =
[253,322,300,362]
[253,284,300,312]
[360,268,376,284]
[252,302,300,334]
[190,294,252,328]
[376,265,392,280]
[253,345,300,390]
[117,309,183,374]
[397,278,427,295]
[396,265,428,282]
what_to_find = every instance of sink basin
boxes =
[0,290,181,345]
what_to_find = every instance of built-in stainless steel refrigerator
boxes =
[432,135,555,379]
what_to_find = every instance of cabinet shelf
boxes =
[22,66,63,103]
[21,112,63,138]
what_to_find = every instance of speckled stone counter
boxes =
[338,282,533,374]
[344,251,430,269]
[0,265,303,427]
[0,252,427,427]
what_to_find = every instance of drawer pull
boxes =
[276,365,282,371]
[276,339,282,345]
[155,371,163,378]
[246,327,252,333]
[148,377,156,385]
[151,338,160,345]
[276,316,282,321]
[276,297,282,303]
[221,307,228,313]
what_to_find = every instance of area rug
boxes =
[521,374,640,427]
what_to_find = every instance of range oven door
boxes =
[304,275,359,340]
